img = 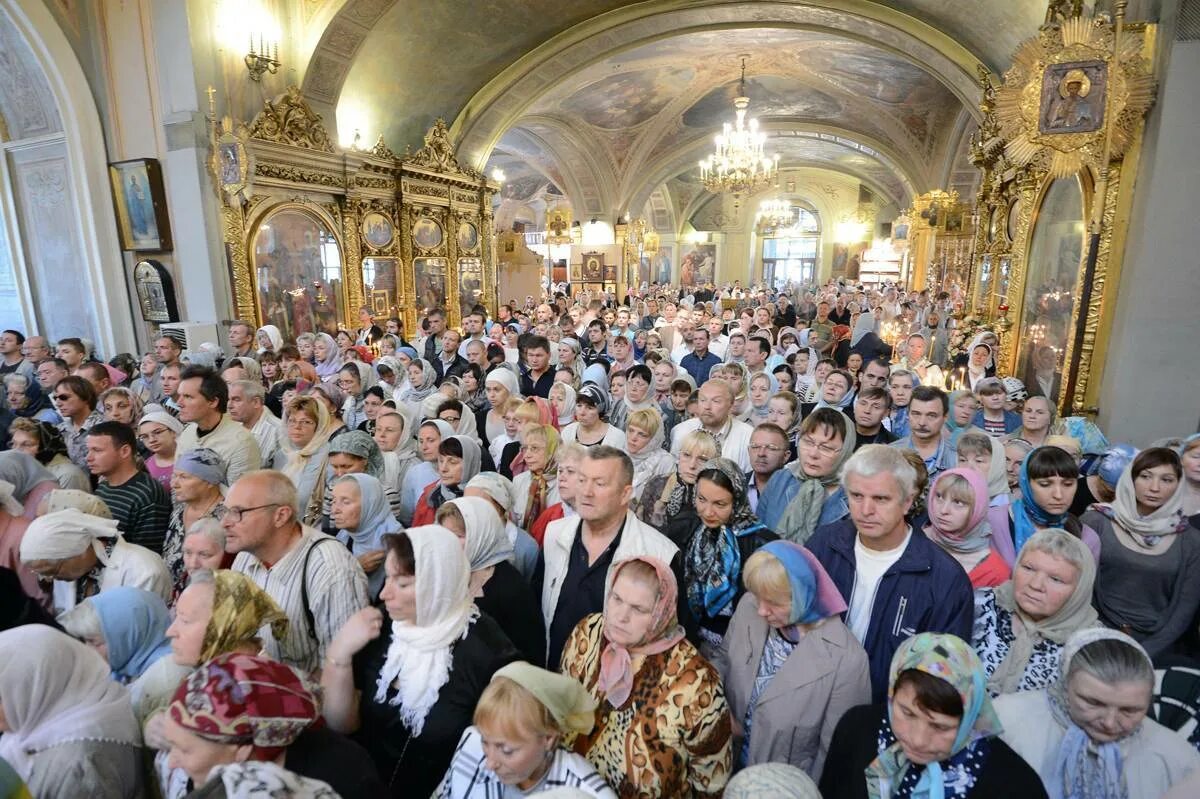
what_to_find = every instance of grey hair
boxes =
[582,444,634,488]
[231,379,265,402]
[296,333,316,345]
[1020,529,1089,574]
[556,440,587,465]
[889,369,916,386]
[186,517,227,549]
[840,444,918,499]
[56,600,102,641]
[1068,638,1154,689]
[332,473,363,493]
[2,373,29,392]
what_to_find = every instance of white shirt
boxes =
[846,529,911,643]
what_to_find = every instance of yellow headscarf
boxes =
[200,570,289,662]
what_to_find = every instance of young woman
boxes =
[972,530,1098,695]
[337,361,378,431]
[1084,447,1198,663]
[747,372,773,425]
[99,386,143,428]
[636,428,719,547]
[924,468,1010,589]
[374,409,421,522]
[399,358,439,420]
[435,662,614,797]
[1007,446,1100,564]
[313,332,344,383]
[1006,395,1060,449]
[713,541,869,776]
[411,435,483,527]
[321,528,519,798]
[478,368,521,449]
[802,358,834,403]
[561,556,732,797]
[548,381,577,428]
[994,630,1200,798]
[884,369,915,438]
[559,385,626,449]
[821,632,1046,799]
[945,389,979,446]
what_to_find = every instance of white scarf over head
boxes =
[374,524,479,736]
[19,508,122,561]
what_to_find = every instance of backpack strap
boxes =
[300,536,340,642]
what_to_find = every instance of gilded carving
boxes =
[248,86,336,153]
[370,134,397,160]
[254,162,343,188]
[222,203,256,322]
[342,202,365,314]
[402,118,483,181]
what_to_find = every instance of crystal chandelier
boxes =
[698,57,779,201]
[756,198,795,230]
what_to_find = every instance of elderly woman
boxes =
[4,372,57,423]
[1084,447,1199,663]
[337,361,378,431]
[436,662,615,798]
[0,625,144,798]
[626,407,675,497]
[1006,395,1061,449]
[0,450,58,520]
[437,495,544,666]
[281,394,336,526]
[138,405,183,490]
[325,429,402,521]
[177,517,232,596]
[924,468,1011,588]
[821,632,1046,799]
[412,434,482,527]
[561,556,732,797]
[637,428,719,546]
[511,423,560,531]
[994,630,1200,798]
[972,529,1098,696]
[331,473,401,597]
[164,447,226,596]
[20,508,171,613]
[713,541,868,776]
[321,527,519,798]
[684,458,778,654]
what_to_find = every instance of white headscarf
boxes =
[0,625,141,777]
[552,384,577,427]
[0,479,23,517]
[19,509,122,561]
[447,496,514,598]
[255,325,283,354]
[374,525,479,736]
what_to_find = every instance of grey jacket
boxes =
[712,593,871,781]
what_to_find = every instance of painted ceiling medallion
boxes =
[995,14,1155,177]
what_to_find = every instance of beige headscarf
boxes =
[491,661,596,736]
[1092,458,1187,555]
[38,489,113,519]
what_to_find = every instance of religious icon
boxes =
[457,221,479,252]
[133,260,178,322]
[108,158,173,252]
[413,217,444,251]
[362,211,394,250]
[582,253,603,280]
[1039,61,1107,135]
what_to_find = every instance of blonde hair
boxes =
[501,397,526,416]
[932,472,976,515]
[679,429,719,461]
[626,408,661,438]
[435,502,465,530]
[473,676,561,741]
[514,399,544,425]
[557,440,586,465]
[743,549,791,607]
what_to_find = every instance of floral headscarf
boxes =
[866,633,1002,799]
[168,653,320,760]
[199,570,289,663]
[684,458,764,620]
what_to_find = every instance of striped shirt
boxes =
[95,471,173,554]
[435,726,616,798]
[232,526,369,675]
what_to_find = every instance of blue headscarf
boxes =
[759,540,847,626]
[1010,448,1070,554]
[334,472,402,555]
[88,586,173,682]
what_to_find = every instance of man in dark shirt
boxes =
[852,387,897,450]
[88,421,171,553]
[679,328,722,387]
[519,335,555,398]
[431,328,469,385]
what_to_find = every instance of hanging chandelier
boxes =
[698,56,778,201]
[756,198,795,230]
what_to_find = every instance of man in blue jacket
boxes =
[806,443,974,702]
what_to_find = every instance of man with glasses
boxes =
[20,335,52,366]
[226,469,368,675]
[746,423,790,513]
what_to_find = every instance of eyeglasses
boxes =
[440,415,461,424]
[219,503,281,523]
[53,394,73,402]
[800,436,842,457]
[286,417,316,429]
[748,444,786,453]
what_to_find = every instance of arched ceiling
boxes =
[0,6,61,141]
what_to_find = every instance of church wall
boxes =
[1097,34,1200,444]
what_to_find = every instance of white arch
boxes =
[0,0,132,355]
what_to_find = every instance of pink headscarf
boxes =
[596,556,686,708]
[924,467,993,553]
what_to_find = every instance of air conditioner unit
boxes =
[158,322,222,352]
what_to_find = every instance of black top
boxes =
[819,704,1048,799]
[285,725,387,799]
[1069,474,1098,518]
[351,612,519,798]
[476,560,546,667]
[498,440,521,480]
[520,367,556,398]
[853,426,898,450]
[850,332,894,366]
[544,520,624,670]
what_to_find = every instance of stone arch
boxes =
[299,0,398,134]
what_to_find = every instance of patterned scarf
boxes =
[200,570,289,662]
[685,458,763,619]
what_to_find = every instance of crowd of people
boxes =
[1,279,1199,799]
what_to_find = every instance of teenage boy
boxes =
[971,377,1021,436]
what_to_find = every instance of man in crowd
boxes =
[743,336,770,377]
[75,362,113,397]
[154,334,182,370]
[88,420,171,554]
[746,423,790,513]
[174,365,262,483]
[458,308,488,357]
[809,301,834,356]
[225,469,369,674]
[806,444,973,701]
[671,378,752,471]
[852,387,896,449]
[20,335,52,366]
[890,385,956,482]
[53,375,102,470]
[859,359,892,392]
[421,308,447,363]
[537,446,679,669]
[228,379,285,469]
[159,362,182,412]
[518,335,555,398]
[228,320,256,358]
[56,338,88,372]
[679,327,721,388]
[432,329,469,385]
[0,330,34,381]
[581,320,609,367]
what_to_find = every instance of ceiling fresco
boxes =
[560,66,695,130]
[681,75,844,129]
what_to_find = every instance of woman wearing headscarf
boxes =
[164,447,227,595]
[312,332,344,383]
[374,409,421,519]
[398,357,438,419]
[1083,447,1200,663]
[724,763,821,799]
[954,332,999,385]
[58,585,173,683]
[512,423,560,531]
[684,458,778,656]
[20,508,172,613]
[561,556,732,797]
[759,408,856,545]
[821,632,1046,799]
[412,434,483,526]
[0,451,57,521]
[972,529,1099,696]
[478,367,521,450]
[549,381,577,428]
[436,496,544,667]
[944,388,978,447]
[626,407,675,497]
[637,428,719,547]
[6,418,89,492]
[338,360,379,431]
[324,429,403,523]
[321,527,519,798]
[0,625,144,798]
[436,662,614,798]
[713,541,868,777]
[280,395,336,527]
[994,629,1200,799]
[1006,446,1101,564]
[255,323,283,355]
[331,473,401,598]
[924,468,1010,589]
